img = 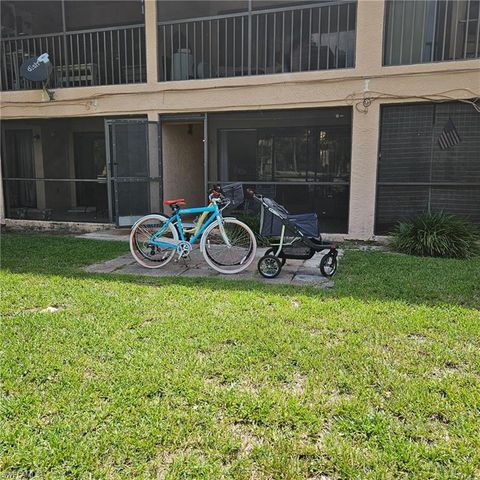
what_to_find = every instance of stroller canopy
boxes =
[259,197,319,238]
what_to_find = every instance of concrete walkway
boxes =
[77,229,130,242]
[84,247,338,288]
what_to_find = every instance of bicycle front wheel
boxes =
[200,218,257,274]
[130,214,178,268]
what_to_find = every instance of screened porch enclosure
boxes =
[0,0,146,91]
[1,117,161,226]
[383,0,480,66]
[209,108,352,233]
[375,102,480,234]
[157,0,357,81]
[1,119,109,222]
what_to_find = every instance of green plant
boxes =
[236,213,271,246]
[390,212,479,258]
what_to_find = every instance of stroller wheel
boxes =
[265,248,286,266]
[320,251,337,277]
[258,255,282,279]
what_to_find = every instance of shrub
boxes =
[236,213,270,247]
[390,212,479,259]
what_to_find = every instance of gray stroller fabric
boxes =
[286,213,319,238]
[260,197,319,237]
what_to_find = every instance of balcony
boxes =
[0,0,145,91]
[0,1,357,92]
[384,0,480,66]
[1,25,146,91]
[157,1,357,81]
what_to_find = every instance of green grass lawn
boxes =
[1,233,479,480]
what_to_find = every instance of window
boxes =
[219,126,350,184]
[65,1,144,31]
[375,102,480,234]
[0,0,145,37]
[2,119,109,223]
[210,108,351,233]
[2,130,37,210]
[1,1,62,37]
[384,0,480,65]
[157,1,248,22]
[252,1,319,10]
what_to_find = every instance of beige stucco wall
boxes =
[162,122,205,207]
[1,0,479,237]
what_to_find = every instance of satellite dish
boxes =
[20,53,52,82]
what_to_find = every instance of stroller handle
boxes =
[246,188,263,203]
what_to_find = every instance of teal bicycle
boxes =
[129,184,257,274]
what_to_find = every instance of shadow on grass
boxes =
[1,232,479,310]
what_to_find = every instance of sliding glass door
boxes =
[210,108,351,233]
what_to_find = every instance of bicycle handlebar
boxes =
[208,187,232,211]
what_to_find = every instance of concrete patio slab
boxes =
[77,229,130,242]
[84,246,339,288]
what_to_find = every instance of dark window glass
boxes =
[270,130,309,182]
[239,183,350,233]
[384,0,480,65]
[2,120,109,223]
[157,1,248,22]
[65,1,144,31]
[218,126,351,183]
[113,123,149,178]
[252,1,319,10]
[376,102,480,234]
[273,184,350,233]
[2,130,36,210]
[2,129,34,178]
[1,0,62,37]
[376,104,434,183]
[211,108,351,233]
[3,178,109,222]
[116,182,150,219]
[221,130,258,181]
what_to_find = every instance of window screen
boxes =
[375,102,480,234]
[384,0,480,65]
[211,108,352,233]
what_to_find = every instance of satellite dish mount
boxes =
[20,53,55,101]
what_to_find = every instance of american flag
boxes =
[438,118,461,150]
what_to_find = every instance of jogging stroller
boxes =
[249,191,338,279]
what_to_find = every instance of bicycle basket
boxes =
[222,183,244,207]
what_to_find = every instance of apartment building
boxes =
[1,0,479,239]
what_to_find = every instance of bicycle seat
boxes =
[164,198,186,206]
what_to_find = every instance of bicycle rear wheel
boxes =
[130,214,178,268]
[200,218,257,274]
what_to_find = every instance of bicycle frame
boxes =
[150,202,222,249]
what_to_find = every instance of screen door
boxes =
[105,119,161,226]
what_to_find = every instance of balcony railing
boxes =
[384,0,480,65]
[1,24,146,91]
[157,1,357,81]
